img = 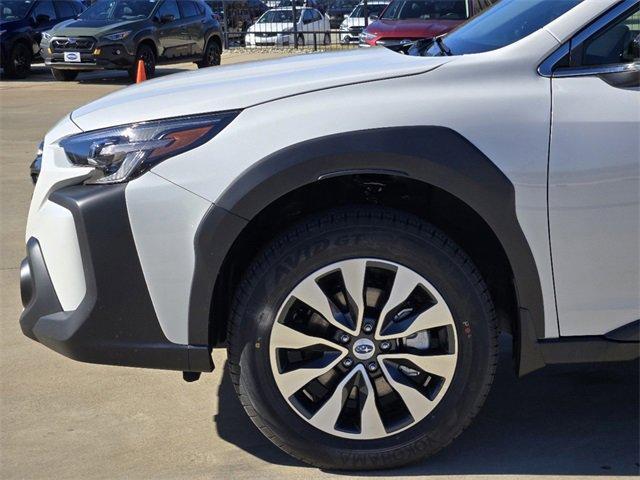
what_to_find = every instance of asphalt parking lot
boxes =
[1,55,638,480]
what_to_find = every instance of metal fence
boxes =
[213,0,379,50]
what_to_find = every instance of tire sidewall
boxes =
[232,216,494,468]
[136,44,156,77]
[9,43,31,78]
[200,40,221,67]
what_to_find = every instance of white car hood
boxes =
[71,48,450,130]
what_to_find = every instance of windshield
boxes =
[80,0,157,21]
[381,0,468,21]
[351,3,387,18]
[0,0,33,20]
[420,0,584,56]
[257,9,299,22]
[330,0,357,9]
[277,0,304,6]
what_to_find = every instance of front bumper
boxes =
[20,184,213,372]
[43,41,136,71]
[340,28,362,43]
[245,33,292,46]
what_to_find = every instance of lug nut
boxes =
[342,357,354,368]
[363,323,374,334]
[367,362,378,372]
[340,334,350,344]
[380,341,391,351]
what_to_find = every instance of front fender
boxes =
[188,126,545,359]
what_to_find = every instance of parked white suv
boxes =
[245,7,331,47]
[20,0,639,470]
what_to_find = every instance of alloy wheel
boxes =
[269,258,458,440]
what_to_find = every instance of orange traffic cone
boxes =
[135,59,146,83]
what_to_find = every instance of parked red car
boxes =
[359,0,495,48]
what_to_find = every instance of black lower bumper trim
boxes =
[19,238,62,341]
[538,336,639,365]
[19,185,213,373]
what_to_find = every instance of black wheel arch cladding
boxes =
[190,125,545,347]
[20,184,212,372]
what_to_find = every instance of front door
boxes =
[179,0,206,57]
[156,0,190,59]
[549,1,640,336]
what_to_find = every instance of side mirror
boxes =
[369,14,378,20]
[160,13,175,23]
[35,14,50,24]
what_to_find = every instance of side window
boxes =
[32,0,57,21]
[72,1,85,15]
[473,0,495,14]
[157,0,181,20]
[180,0,200,17]
[55,1,77,18]
[312,9,321,21]
[582,7,640,66]
[302,9,313,22]
[381,1,400,19]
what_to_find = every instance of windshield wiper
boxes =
[434,36,452,56]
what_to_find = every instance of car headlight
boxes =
[359,32,377,43]
[41,31,51,41]
[60,111,239,184]
[103,30,131,41]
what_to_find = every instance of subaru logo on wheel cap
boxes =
[353,338,375,360]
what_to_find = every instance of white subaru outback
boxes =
[20,0,639,470]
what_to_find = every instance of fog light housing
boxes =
[93,48,101,55]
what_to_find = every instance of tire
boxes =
[196,39,221,68]
[323,32,331,45]
[4,42,31,79]
[50,68,79,81]
[128,43,156,82]
[297,34,305,47]
[228,206,498,470]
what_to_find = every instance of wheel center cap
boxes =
[352,338,376,360]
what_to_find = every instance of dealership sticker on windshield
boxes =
[64,52,81,63]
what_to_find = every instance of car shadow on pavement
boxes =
[214,335,639,476]
[1,64,192,85]
[213,363,307,468]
